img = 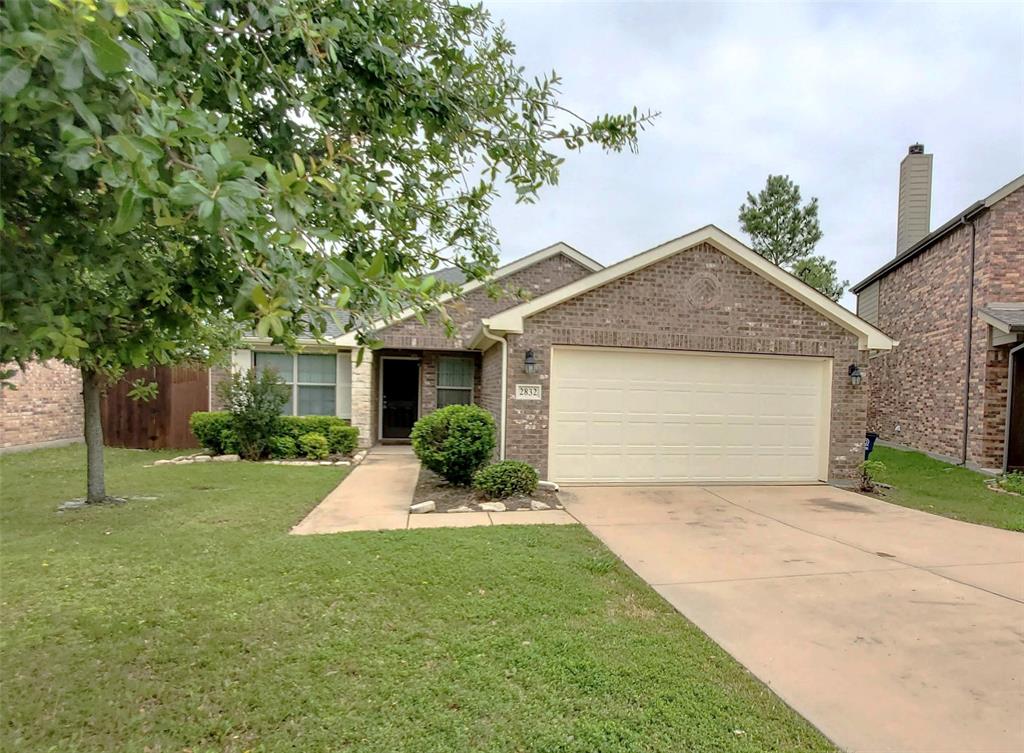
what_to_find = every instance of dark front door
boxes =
[381,359,420,439]
[1008,346,1024,472]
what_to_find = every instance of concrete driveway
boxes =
[563,484,1024,753]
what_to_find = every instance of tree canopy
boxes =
[738,174,847,301]
[0,0,653,501]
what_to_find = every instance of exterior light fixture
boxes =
[848,364,863,387]
[524,349,538,374]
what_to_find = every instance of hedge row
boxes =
[189,412,359,457]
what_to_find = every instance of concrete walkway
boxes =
[291,445,574,533]
[563,484,1024,753]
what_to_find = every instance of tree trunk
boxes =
[81,368,106,503]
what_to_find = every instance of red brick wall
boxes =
[377,253,594,350]
[500,243,867,480]
[868,185,1023,468]
[0,360,84,449]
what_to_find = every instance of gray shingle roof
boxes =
[431,267,468,285]
[980,304,1024,332]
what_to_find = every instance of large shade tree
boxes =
[1,0,654,502]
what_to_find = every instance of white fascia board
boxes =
[333,242,602,346]
[485,225,897,352]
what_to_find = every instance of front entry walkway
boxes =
[563,484,1024,753]
[292,445,574,533]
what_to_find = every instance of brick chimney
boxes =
[896,143,933,255]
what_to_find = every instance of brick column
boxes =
[350,351,374,447]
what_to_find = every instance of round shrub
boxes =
[410,404,496,486]
[473,461,539,499]
[189,411,231,453]
[219,428,240,455]
[327,423,359,455]
[268,435,298,459]
[299,431,329,460]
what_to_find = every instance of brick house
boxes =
[226,226,892,483]
[852,145,1024,472]
[0,360,84,450]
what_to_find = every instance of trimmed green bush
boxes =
[299,432,330,460]
[219,429,240,456]
[327,423,359,455]
[217,369,290,459]
[473,460,538,499]
[189,411,232,454]
[410,404,496,486]
[268,435,298,459]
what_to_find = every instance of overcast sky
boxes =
[482,1,1024,309]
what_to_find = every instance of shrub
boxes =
[189,411,232,454]
[473,460,539,499]
[268,435,298,459]
[327,423,359,455]
[410,404,496,486]
[219,429,240,455]
[997,471,1024,495]
[858,459,886,493]
[299,432,330,460]
[217,369,289,459]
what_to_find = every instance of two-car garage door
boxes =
[548,347,831,484]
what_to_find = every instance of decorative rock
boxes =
[319,460,334,466]
[334,460,350,466]
[479,501,506,512]
[153,459,174,466]
[537,480,559,492]
[409,500,436,514]
[448,505,474,513]
[193,455,211,463]
[213,454,240,462]
[175,458,194,465]
[352,451,367,464]
[529,499,550,511]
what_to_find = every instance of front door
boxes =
[381,358,420,439]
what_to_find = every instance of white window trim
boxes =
[252,352,338,418]
[436,356,475,406]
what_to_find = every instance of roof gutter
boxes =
[476,323,508,460]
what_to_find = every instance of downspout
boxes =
[959,211,980,465]
[477,323,508,460]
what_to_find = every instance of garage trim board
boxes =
[548,346,832,484]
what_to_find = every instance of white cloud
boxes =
[484,1,1024,308]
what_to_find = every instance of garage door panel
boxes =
[550,347,828,483]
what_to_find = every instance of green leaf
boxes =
[67,93,101,135]
[84,27,129,75]
[124,43,157,83]
[366,251,386,278]
[57,50,85,90]
[291,153,305,177]
[0,63,30,99]
[113,0,130,17]
[112,189,141,233]
[156,10,181,39]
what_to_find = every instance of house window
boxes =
[253,352,336,416]
[437,357,474,408]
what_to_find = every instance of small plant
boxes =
[996,471,1024,495]
[859,459,886,493]
[299,432,330,460]
[189,411,232,453]
[327,423,359,455]
[217,369,289,459]
[473,460,539,499]
[268,435,298,459]
[410,404,496,486]
[583,552,619,575]
[219,429,240,456]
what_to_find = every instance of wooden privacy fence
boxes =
[101,366,209,449]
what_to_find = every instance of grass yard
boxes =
[0,446,835,753]
[872,445,1024,532]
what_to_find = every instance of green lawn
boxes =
[872,445,1024,532]
[0,446,834,752]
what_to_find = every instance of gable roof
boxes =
[851,173,1024,294]
[979,304,1024,334]
[333,242,602,346]
[472,225,895,351]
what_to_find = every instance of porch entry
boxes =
[380,357,420,440]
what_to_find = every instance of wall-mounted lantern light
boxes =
[524,349,538,375]
[848,364,863,386]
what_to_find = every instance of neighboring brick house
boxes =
[852,146,1023,472]
[0,360,84,450]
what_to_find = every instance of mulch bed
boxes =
[411,467,562,512]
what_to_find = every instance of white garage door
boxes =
[549,347,831,483]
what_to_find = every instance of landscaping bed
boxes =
[412,466,561,512]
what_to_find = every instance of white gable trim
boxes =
[476,226,896,352]
[334,242,602,346]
